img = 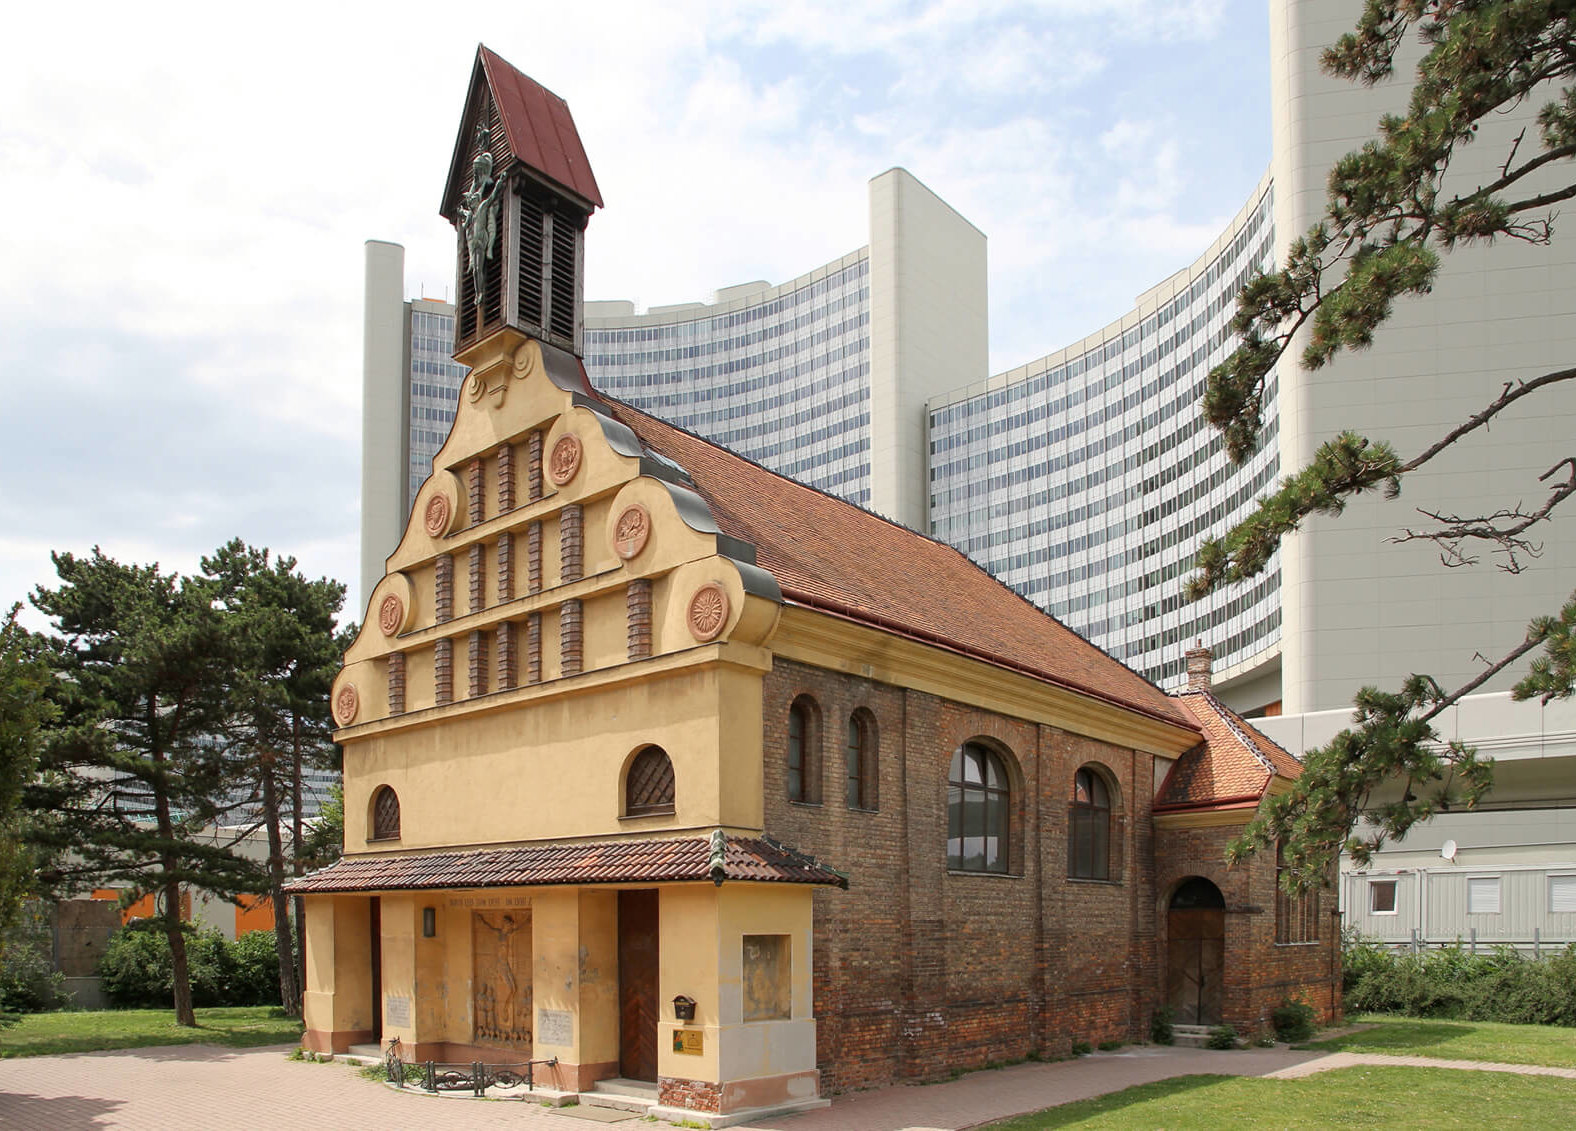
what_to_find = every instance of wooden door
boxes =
[1167,906,1224,1025]
[618,890,660,1081]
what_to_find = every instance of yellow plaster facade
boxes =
[301,328,830,1114]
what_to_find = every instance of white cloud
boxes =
[0,0,1271,615]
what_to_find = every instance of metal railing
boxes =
[383,1036,558,1096]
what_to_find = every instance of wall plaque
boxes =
[385,995,411,1027]
[672,1028,704,1055]
[537,1007,573,1046]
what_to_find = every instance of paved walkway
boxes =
[0,1042,1572,1130]
[1264,1050,1576,1081]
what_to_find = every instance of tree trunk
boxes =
[261,758,300,1016]
[290,712,307,1011]
[164,873,196,1027]
[150,715,195,1028]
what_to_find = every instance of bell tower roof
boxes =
[440,45,603,222]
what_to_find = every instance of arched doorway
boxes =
[1167,877,1225,1025]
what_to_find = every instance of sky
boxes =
[0,0,1272,626]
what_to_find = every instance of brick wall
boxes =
[760,657,1336,1092]
[1154,824,1342,1035]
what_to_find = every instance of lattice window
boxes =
[846,710,878,810]
[625,746,675,817]
[1275,844,1321,943]
[948,742,1010,874]
[1069,766,1112,880]
[371,786,401,841]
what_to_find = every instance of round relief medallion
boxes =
[548,434,582,486]
[612,505,652,560]
[687,582,731,642]
[378,594,404,637]
[423,492,452,538]
[333,684,360,727]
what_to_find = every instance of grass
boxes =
[979,1066,1576,1129]
[1302,1014,1576,1068]
[0,1006,302,1058]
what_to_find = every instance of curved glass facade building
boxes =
[583,252,874,505]
[928,178,1280,689]
[576,173,1283,696]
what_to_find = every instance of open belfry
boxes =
[292,46,1340,1122]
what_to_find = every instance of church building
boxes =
[290,47,1339,1123]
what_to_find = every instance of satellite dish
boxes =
[1441,839,1458,862]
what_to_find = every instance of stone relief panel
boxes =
[473,909,533,1048]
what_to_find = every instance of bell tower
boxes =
[440,46,603,361]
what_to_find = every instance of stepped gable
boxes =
[598,396,1192,730]
[1157,690,1303,810]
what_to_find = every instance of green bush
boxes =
[1205,1022,1238,1049]
[99,926,280,1009]
[1343,937,1576,1026]
[1271,1000,1315,1043]
[1150,1005,1174,1045]
[228,930,283,1006]
[0,906,67,1013]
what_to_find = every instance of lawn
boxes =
[1303,1013,1576,1068]
[980,1066,1576,1129]
[0,1006,302,1058]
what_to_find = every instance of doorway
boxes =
[1166,877,1224,1025]
[369,897,382,1042]
[617,889,659,1081]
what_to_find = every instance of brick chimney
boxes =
[1185,638,1213,691]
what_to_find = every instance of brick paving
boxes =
[2,1041,1572,1130]
[0,1042,1327,1131]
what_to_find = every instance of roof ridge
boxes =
[1177,689,1279,776]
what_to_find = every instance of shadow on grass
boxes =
[1303,1019,1477,1053]
[984,1074,1231,1129]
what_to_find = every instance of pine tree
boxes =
[27,550,258,1026]
[0,606,53,937]
[1195,1,1576,887]
[202,540,345,1018]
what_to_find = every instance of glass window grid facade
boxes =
[583,259,873,505]
[926,186,1281,687]
[407,307,470,512]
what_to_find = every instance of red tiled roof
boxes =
[479,47,603,209]
[599,397,1193,730]
[283,834,846,895]
[1156,690,1302,810]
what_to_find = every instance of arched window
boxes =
[947,742,1009,873]
[370,786,401,841]
[846,711,877,810]
[1069,766,1112,880]
[625,745,676,816]
[787,696,820,803]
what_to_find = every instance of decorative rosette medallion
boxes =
[612,505,652,560]
[333,684,360,727]
[378,594,405,637]
[549,435,582,486]
[424,492,453,538]
[687,582,730,643]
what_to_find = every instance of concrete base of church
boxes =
[649,1095,830,1128]
[302,1028,373,1055]
[658,1067,821,1114]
